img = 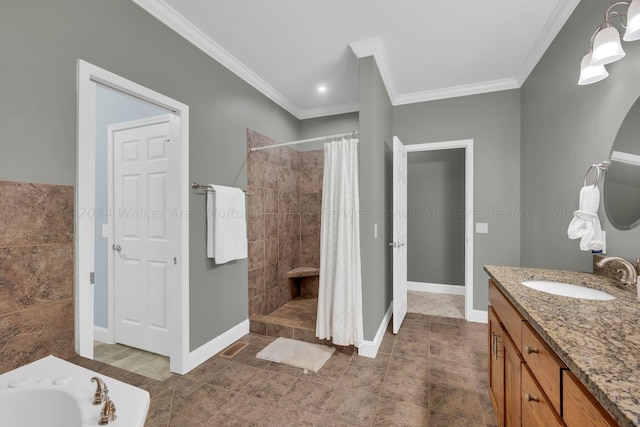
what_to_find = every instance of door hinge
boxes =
[174,257,177,265]
[90,272,95,284]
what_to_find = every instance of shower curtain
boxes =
[316,137,364,347]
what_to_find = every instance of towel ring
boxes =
[582,162,609,187]
[583,165,601,187]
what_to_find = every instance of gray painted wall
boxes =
[0,0,299,351]
[359,57,393,340]
[298,113,360,151]
[94,85,168,328]
[407,149,465,285]
[521,0,640,271]
[393,90,521,311]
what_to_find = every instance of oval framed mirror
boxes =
[604,96,640,230]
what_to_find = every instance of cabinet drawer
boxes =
[521,365,563,427]
[522,322,566,414]
[489,280,523,352]
[563,370,616,427]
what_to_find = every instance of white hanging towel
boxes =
[567,185,605,251]
[206,185,248,263]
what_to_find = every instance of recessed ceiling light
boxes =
[317,85,327,94]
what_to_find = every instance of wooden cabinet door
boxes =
[521,365,563,427]
[489,307,505,427]
[563,370,616,427]
[504,331,522,426]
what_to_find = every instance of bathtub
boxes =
[0,355,150,427]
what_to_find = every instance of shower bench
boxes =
[287,267,320,299]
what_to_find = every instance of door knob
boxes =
[112,244,121,252]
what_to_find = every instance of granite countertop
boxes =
[484,265,640,427]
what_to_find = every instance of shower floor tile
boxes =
[264,297,318,330]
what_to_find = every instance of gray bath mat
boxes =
[256,337,335,372]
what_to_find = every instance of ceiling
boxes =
[132,0,580,119]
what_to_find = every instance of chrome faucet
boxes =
[91,376,109,405]
[596,256,638,286]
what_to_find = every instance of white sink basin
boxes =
[521,280,615,301]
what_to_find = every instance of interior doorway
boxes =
[407,148,465,318]
[76,60,190,374]
[406,140,473,320]
[392,138,474,329]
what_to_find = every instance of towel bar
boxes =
[191,182,251,195]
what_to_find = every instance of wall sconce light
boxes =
[578,50,609,85]
[624,0,640,40]
[579,0,640,85]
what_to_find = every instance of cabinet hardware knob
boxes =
[525,393,539,402]
[525,346,539,354]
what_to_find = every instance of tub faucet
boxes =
[91,376,109,405]
[99,397,117,425]
[596,256,638,286]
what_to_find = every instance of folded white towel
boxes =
[206,185,248,264]
[567,185,604,251]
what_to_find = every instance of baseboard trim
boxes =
[466,309,488,324]
[93,326,114,345]
[407,281,465,295]
[182,319,249,374]
[358,302,393,359]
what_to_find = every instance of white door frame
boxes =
[404,139,475,321]
[76,59,190,373]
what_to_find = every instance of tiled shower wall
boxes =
[246,130,323,318]
[0,181,75,374]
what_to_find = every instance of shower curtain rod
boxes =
[249,130,359,152]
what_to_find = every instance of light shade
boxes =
[578,52,609,85]
[623,0,640,41]
[591,25,626,66]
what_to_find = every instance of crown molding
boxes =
[349,38,522,106]
[515,0,581,85]
[394,77,520,105]
[132,0,571,118]
[298,102,360,120]
[349,37,398,102]
[130,0,306,118]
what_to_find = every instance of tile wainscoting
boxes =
[0,180,75,374]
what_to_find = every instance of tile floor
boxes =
[73,312,494,426]
[249,297,318,335]
[94,341,171,381]
[268,297,317,330]
[408,291,465,319]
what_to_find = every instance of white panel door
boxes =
[392,136,408,334]
[112,115,176,356]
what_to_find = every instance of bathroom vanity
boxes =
[485,265,640,427]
